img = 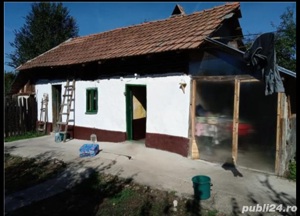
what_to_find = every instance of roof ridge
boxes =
[192,2,240,14]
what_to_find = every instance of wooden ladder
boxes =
[56,79,75,142]
[37,94,48,134]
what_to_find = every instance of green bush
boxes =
[287,157,296,181]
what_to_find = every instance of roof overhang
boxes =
[205,37,296,78]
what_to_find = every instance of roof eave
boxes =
[205,37,296,78]
[16,37,74,71]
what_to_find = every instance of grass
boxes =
[4,131,46,142]
[207,209,219,216]
[109,187,136,204]
[4,154,224,216]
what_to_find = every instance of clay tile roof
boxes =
[17,2,240,71]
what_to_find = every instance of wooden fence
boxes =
[4,96,37,138]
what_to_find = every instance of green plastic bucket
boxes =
[192,175,211,200]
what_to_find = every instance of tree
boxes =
[6,2,79,69]
[4,71,17,95]
[242,6,296,72]
[242,33,262,50]
[272,6,296,72]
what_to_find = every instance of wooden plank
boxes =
[191,80,196,140]
[18,98,24,136]
[239,79,260,83]
[287,95,291,119]
[21,97,27,133]
[275,92,283,175]
[4,96,38,138]
[191,79,199,159]
[193,75,260,82]
[8,99,13,136]
[232,78,240,164]
[28,97,34,131]
[4,98,10,138]
[19,98,24,135]
[280,94,289,176]
[8,99,14,137]
[32,96,38,131]
[14,99,19,136]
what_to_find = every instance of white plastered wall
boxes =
[35,74,191,138]
[146,75,191,138]
[35,80,54,124]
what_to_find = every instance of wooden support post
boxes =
[287,95,291,119]
[190,79,199,159]
[275,92,283,175]
[232,78,240,164]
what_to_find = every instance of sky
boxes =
[3,1,296,72]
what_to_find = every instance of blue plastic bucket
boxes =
[55,132,62,143]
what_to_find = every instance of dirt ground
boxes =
[5,153,222,216]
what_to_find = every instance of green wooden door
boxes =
[126,85,133,140]
[52,85,61,131]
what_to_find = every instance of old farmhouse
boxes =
[11,2,296,176]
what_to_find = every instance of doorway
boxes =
[52,85,61,132]
[192,78,277,173]
[126,85,147,141]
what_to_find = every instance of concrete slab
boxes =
[4,135,297,215]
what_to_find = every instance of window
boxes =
[86,88,98,114]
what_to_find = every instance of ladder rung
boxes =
[38,122,45,125]
[37,128,45,131]
[41,108,46,111]
[57,122,67,125]
[61,103,72,107]
[56,80,75,135]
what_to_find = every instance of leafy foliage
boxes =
[242,6,296,73]
[4,71,17,95]
[272,6,296,72]
[287,157,296,181]
[6,2,79,69]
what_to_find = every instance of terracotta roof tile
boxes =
[17,2,241,70]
